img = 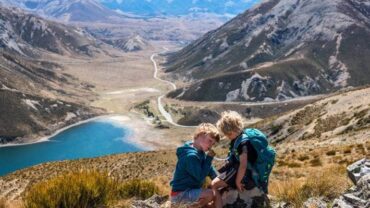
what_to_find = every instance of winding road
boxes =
[150,51,196,128]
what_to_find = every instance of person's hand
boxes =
[207,149,216,157]
[236,180,245,192]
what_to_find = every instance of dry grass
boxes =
[309,158,322,167]
[269,165,351,207]
[326,150,336,156]
[24,171,118,208]
[24,171,160,208]
[0,198,6,208]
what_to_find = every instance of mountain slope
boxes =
[0,5,106,144]
[165,0,370,102]
[0,50,101,144]
[0,0,122,22]
[0,6,104,57]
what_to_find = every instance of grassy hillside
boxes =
[1,86,369,207]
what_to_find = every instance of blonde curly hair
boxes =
[216,111,244,135]
[193,123,220,142]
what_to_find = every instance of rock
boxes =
[130,195,169,208]
[270,201,292,208]
[303,197,327,208]
[347,158,370,185]
[222,187,269,208]
[333,159,370,208]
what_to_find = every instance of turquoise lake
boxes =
[0,120,143,176]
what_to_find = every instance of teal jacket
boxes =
[170,141,218,192]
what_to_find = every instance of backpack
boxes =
[230,128,276,193]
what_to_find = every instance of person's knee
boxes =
[211,178,226,189]
[203,189,214,201]
[211,178,219,187]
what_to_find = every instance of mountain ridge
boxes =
[164,0,370,102]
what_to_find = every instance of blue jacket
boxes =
[170,141,218,192]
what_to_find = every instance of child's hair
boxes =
[216,111,244,135]
[193,123,220,142]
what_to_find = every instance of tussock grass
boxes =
[270,165,351,207]
[117,179,159,200]
[24,171,117,208]
[24,171,160,208]
[297,155,310,161]
[0,198,6,208]
[326,150,336,156]
[309,158,322,167]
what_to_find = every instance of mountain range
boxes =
[0,0,261,22]
[0,0,123,22]
[101,0,261,16]
[0,6,105,57]
[165,0,370,102]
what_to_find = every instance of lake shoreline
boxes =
[0,114,158,150]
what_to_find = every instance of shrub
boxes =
[343,147,352,154]
[326,150,336,156]
[297,155,310,161]
[270,165,351,207]
[269,179,305,207]
[287,162,302,168]
[24,171,117,208]
[301,166,351,199]
[270,124,283,135]
[24,171,160,208]
[310,158,322,167]
[117,179,159,200]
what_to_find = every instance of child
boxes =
[170,123,222,208]
[212,111,275,195]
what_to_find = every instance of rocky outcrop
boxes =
[221,187,269,208]
[131,187,269,208]
[130,195,170,208]
[332,159,370,208]
[303,197,327,208]
[347,158,370,185]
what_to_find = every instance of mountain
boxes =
[100,0,261,17]
[0,5,105,144]
[0,6,104,57]
[0,0,122,22]
[165,0,370,102]
[115,35,152,52]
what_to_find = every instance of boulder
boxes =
[303,197,327,208]
[346,158,370,185]
[332,159,370,208]
[130,195,169,208]
[222,187,269,208]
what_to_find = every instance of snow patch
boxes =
[226,89,240,101]
[65,112,76,121]
[328,34,350,87]
[23,99,40,111]
[202,54,213,62]
[240,73,268,100]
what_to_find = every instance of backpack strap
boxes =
[230,132,249,162]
